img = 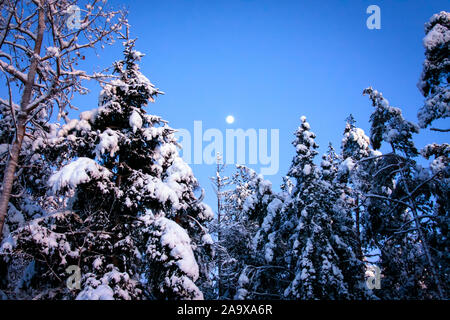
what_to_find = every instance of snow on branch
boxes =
[48,157,112,194]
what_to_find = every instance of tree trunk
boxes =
[0,7,44,241]
[217,162,222,299]
[0,117,26,242]
[355,196,363,261]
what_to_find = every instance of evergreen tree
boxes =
[362,87,446,299]
[233,166,287,300]
[2,39,213,300]
[338,115,384,258]
[420,143,449,298]
[210,161,287,300]
[284,116,367,299]
[363,87,419,158]
[417,11,449,130]
[208,153,230,299]
[321,143,371,299]
[415,11,450,298]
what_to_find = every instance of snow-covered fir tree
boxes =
[338,115,384,259]
[207,153,230,299]
[415,12,450,298]
[321,143,371,299]
[340,114,373,163]
[417,11,449,130]
[232,165,288,300]
[362,87,447,299]
[421,143,449,297]
[283,116,368,299]
[1,39,214,300]
[363,87,419,158]
[209,159,287,300]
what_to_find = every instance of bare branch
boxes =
[364,193,412,208]
[0,1,14,48]
[430,127,450,132]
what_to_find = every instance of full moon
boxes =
[226,115,235,124]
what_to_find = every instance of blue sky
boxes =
[10,0,450,209]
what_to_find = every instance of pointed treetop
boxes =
[345,114,356,129]
[288,116,320,189]
[363,87,419,157]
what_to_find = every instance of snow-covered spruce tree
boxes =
[421,143,450,221]
[362,87,446,299]
[338,115,382,258]
[231,165,288,300]
[283,116,367,299]
[281,115,320,262]
[320,143,371,299]
[0,100,55,298]
[207,153,230,299]
[417,11,449,130]
[421,143,450,298]
[415,12,450,298]
[340,114,374,168]
[415,11,450,298]
[363,88,419,158]
[209,160,285,300]
[2,39,214,300]
[283,116,321,299]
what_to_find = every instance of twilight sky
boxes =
[15,0,450,209]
